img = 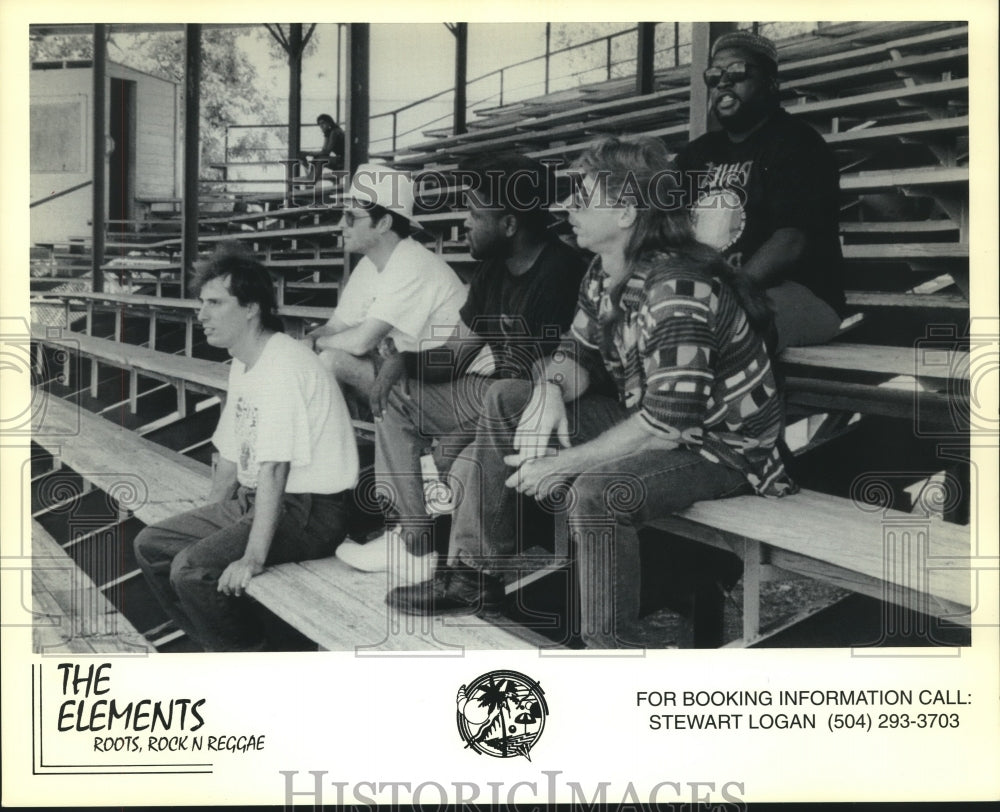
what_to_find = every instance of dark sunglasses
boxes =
[703,61,753,88]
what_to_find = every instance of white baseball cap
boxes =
[348,163,419,229]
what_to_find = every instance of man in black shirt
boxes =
[674,31,846,352]
[335,153,586,582]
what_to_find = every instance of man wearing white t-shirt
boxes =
[134,247,359,652]
[303,164,466,402]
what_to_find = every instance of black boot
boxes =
[387,564,503,616]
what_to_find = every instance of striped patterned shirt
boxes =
[569,252,796,497]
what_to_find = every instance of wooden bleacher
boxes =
[31,323,227,415]
[31,390,544,651]
[33,520,153,654]
[29,321,376,438]
[32,320,966,425]
[377,19,972,648]
[31,319,971,648]
[649,489,970,646]
[29,20,972,651]
[32,290,332,351]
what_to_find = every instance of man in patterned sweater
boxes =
[388,137,795,648]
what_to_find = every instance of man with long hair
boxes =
[299,113,345,176]
[389,138,796,648]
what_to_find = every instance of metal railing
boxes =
[368,26,640,149]
[30,179,93,209]
[369,24,677,152]
[220,23,694,166]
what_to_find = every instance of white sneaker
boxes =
[336,531,438,584]
[335,534,390,572]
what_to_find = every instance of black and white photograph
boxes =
[2,1,998,807]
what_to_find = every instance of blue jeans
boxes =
[375,375,491,555]
[134,488,350,651]
[448,379,751,647]
[767,280,842,353]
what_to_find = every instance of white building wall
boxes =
[30,63,179,246]
[109,63,177,199]
[30,68,92,246]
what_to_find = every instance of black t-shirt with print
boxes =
[460,235,586,377]
[675,108,846,314]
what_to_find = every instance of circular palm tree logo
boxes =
[456,670,547,761]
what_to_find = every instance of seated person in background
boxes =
[303,164,466,406]
[387,137,797,648]
[134,245,358,652]
[299,113,345,177]
[674,31,846,353]
[334,152,586,584]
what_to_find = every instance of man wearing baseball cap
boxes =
[675,31,846,352]
[335,152,586,585]
[303,164,467,401]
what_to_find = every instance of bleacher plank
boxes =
[452,100,691,157]
[36,290,196,312]
[402,76,968,170]
[790,76,967,118]
[277,304,333,321]
[840,219,960,234]
[780,342,968,381]
[262,257,344,269]
[651,488,970,644]
[840,166,968,192]
[135,222,343,252]
[32,520,153,654]
[783,47,967,96]
[32,324,228,395]
[842,243,968,261]
[400,89,691,162]
[246,558,549,651]
[198,205,339,228]
[777,24,967,79]
[34,390,542,651]
[826,116,969,148]
[32,391,211,526]
[284,281,339,292]
[844,291,967,309]
[31,324,376,434]
[33,290,335,324]
[784,377,958,429]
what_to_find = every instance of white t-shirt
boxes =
[333,237,466,352]
[213,333,359,493]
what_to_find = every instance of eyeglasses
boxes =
[561,177,601,211]
[343,210,372,227]
[702,61,753,88]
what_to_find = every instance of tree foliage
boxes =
[549,23,637,87]
[29,27,281,167]
[259,24,320,63]
[548,21,819,89]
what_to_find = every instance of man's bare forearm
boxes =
[242,461,290,567]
